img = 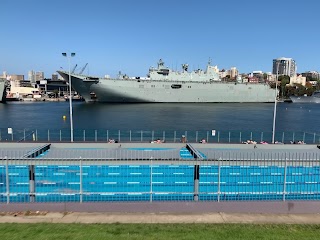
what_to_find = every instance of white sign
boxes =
[8,128,12,134]
[211,130,216,136]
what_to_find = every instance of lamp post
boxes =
[272,62,279,144]
[62,52,76,142]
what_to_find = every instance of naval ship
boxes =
[0,78,6,103]
[58,59,276,103]
[290,91,320,103]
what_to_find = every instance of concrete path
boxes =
[1,212,320,224]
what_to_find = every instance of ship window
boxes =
[171,84,182,89]
[157,69,169,75]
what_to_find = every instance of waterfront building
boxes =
[290,74,306,86]
[272,57,296,77]
[36,78,68,95]
[52,74,58,81]
[28,71,45,86]
[229,67,238,79]
[302,71,320,80]
[219,69,227,79]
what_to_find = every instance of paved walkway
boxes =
[1,212,320,224]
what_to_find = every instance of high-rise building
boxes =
[229,67,238,79]
[52,74,58,81]
[35,71,44,81]
[272,57,296,77]
[28,70,35,85]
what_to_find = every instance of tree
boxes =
[53,89,59,98]
[278,75,290,98]
[263,73,268,80]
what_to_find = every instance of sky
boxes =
[1,0,320,78]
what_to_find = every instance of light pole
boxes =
[62,52,76,142]
[272,62,279,144]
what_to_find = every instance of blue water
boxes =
[1,102,320,143]
[0,102,320,133]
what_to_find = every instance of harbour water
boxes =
[0,102,319,143]
[0,102,318,131]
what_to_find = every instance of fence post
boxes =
[150,158,153,202]
[314,133,316,144]
[129,130,132,142]
[11,130,13,142]
[282,132,285,143]
[283,157,287,202]
[24,129,26,141]
[60,130,62,142]
[29,165,35,202]
[118,130,121,142]
[217,157,221,202]
[83,130,86,142]
[36,129,38,141]
[250,132,252,141]
[206,131,209,143]
[5,156,9,204]
[303,132,305,143]
[261,132,263,142]
[80,157,83,203]
[228,132,231,143]
[95,130,97,142]
[141,130,143,142]
[240,132,242,143]
[107,130,109,142]
[174,131,176,143]
[152,131,154,141]
[163,131,165,142]
[194,163,199,202]
[196,131,198,143]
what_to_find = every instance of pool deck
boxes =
[2,211,320,224]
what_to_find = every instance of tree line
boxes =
[271,75,320,99]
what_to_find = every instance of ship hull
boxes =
[0,80,6,103]
[58,71,276,103]
[290,96,320,103]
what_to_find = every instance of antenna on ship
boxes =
[79,63,88,74]
[71,64,77,74]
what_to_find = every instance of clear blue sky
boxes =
[1,0,319,78]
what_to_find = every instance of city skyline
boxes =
[1,0,320,78]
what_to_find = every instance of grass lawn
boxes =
[1,223,320,240]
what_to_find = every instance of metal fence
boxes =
[1,128,320,144]
[1,148,320,203]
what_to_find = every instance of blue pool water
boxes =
[1,163,320,202]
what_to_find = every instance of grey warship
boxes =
[290,91,320,103]
[58,59,276,103]
[0,78,6,103]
